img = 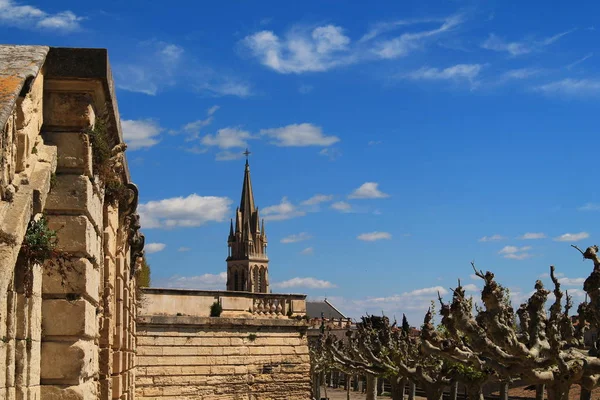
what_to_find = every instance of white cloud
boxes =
[122,119,163,150]
[262,197,306,221]
[0,0,83,32]
[36,11,82,31]
[115,41,184,95]
[156,272,227,290]
[319,147,342,160]
[260,123,339,147]
[349,182,389,199]
[357,231,392,241]
[501,68,542,80]
[478,234,505,242]
[300,247,314,255]
[567,53,593,70]
[115,41,251,97]
[202,127,254,149]
[242,15,463,74]
[579,203,600,211]
[408,286,448,296]
[139,194,232,229]
[179,105,220,140]
[272,277,336,289]
[197,80,253,98]
[534,79,600,97]
[215,150,245,161]
[405,64,482,82]
[518,232,547,240]
[242,26,354,74]
[301,194,333,206]
[145,243,166,254]
[482,34,531,56]
[177,247,191,252]
[559,277,585,286]
[372,15,464,59]
[498,245,532,260]
[463,284,479,292]
[331,201,352,213]
[482,30,574,56]
[281,232,312,244]
[553,232,590,242]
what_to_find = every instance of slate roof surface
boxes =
[306,299,346,319]
[0,45,48,130]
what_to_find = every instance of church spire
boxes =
[239,149,255,218]
[226,151,270,293]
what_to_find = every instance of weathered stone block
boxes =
[41,299,97,338]
[40,380,97,400]
[112,374,122,399]
[40,340,97,384]
[43,92,95,130]
[42,132,92,176]
[27,340,41,386]
[42,258,99,304]
[45,215,100,261]
[45,175,102,233]
[15,132,29,173]
[15,71,44,141]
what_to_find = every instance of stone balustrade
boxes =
[141,287,307,319]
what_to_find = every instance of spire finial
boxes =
[243,148,251,165]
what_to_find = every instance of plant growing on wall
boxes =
[83,115,130,209]
[19,216,57,297]
[210,301,223,317]
[18,215,75,298]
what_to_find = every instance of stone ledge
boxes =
[137,315,308,328]
[142,287,306,299]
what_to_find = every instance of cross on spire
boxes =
[243,148,251,164]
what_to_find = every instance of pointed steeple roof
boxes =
[239,159,256,218]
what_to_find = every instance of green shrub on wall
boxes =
[210,301,222,317]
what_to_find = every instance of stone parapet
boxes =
[141,288,307,319]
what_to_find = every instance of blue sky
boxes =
[4,0,599,323]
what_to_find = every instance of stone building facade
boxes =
[0,44,311,400]
[0,45,142,400]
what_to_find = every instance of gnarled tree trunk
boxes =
[408,381,416,400]
[499,382,509,400]
[536,384,545,400]
[465,384,484,400]
[450,381,458,400]
[390,377,406,400]
[366,374,378,400]
[423,383,444,400]
[546,383,570,400]
[580,387,592,400]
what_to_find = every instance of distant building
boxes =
[226,154,270,292]
[307,298,347,319]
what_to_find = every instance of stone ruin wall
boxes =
[136,290,312,400]
[0,46,140,400]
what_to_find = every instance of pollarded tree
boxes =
[321,315,458,400]
[432,262,600,400]
[420,305,495,400]
[321,316,396,400]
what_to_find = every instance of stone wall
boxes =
[0,45,142,400]
[136,315,312,400]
